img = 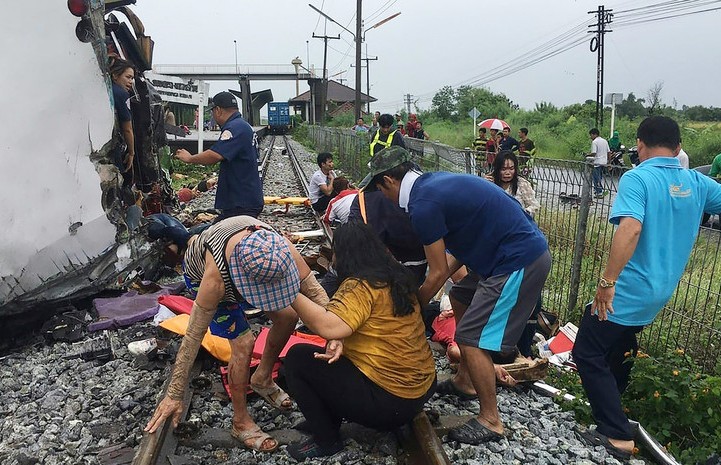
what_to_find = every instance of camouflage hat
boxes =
[358,146,411,190]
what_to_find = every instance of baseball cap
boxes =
[207,91,238,110]
[358,145,411,190]
[228,229,300,311]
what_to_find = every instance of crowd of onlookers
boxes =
[352,111,430,140]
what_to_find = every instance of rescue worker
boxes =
[370,113,406,157]
[175,92,263,221]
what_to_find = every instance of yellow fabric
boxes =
[369,130,397,157]
[159,314,232,363]
[327,279,435,399]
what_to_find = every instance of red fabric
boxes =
[157,294,194,315]
[293,331,327,346]
[252,327,325,359]
[431,315,456,346]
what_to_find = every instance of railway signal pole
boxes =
[588,5,613,128]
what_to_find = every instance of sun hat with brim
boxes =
[358,145,411,191]
[228,229,300,311]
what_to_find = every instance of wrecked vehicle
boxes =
[0,1,173,317]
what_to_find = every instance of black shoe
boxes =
[286,437,343,461]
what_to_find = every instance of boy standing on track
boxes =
[572,116,721,460]
[361,146,551,445]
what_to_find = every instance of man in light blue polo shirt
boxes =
[572,116,721,460]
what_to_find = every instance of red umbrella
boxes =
[478,118,510,131]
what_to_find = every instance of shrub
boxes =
[546,350,721,464]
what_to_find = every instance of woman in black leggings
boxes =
[285,222,437,460]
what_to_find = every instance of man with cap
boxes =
[370,113,406,158]
[144,215,329,453]
[361,146,551,445]
[175,91,263,221]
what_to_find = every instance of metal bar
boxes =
[567,158,593,315]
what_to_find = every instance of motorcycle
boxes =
[607,145,627,176]
[627,146,640,168]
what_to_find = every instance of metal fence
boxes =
[307,126,721,372]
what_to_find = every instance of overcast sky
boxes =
[133,0,721,115]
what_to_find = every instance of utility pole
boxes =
[588,5,613,128]
[355,0,362,120]
[351,54,378,114]
[312,33,340,125]
[404,93,413,115]
[362,48,377,114]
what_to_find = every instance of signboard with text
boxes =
[145,72,209,106]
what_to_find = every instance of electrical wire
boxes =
[365,0,396,24]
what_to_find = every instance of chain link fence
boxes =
[306,126,721,372]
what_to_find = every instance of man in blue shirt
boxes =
[175,92,263,220]
[360,146,551,445]
[572,116,721,460]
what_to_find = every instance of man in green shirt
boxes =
[708,152,721,178]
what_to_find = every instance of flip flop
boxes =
[250,381,294,410]
[231,425,278,452]
[575,426,632,461]
[448,418,504,445]
[436,378,476,400]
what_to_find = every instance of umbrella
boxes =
[478,118,510,131]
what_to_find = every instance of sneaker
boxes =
[286,437,343,460]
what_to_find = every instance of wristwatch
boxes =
[599,277,616,288]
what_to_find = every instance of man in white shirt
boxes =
[590,128,611,198]
[309,152,336,212]
[676,139,689,168]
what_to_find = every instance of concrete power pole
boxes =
[404,93,413,115]
[363,54,378,114]
[588,5,613,128]
[313,33,340,125]
[355,0,362,119]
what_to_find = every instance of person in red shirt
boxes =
[405,113,417,138]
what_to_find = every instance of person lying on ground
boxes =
[143,214,328,453]
[323,176,358,225]
[283,221,437,460]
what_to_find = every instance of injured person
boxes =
[143,214,328,453]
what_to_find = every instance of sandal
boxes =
[448,418,503,445]
[575,426,632,461]
[231,425,278,452]
[249,382,294,410]
[436,378,476,400]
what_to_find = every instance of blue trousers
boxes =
[572,306,642,440]
[592,166,605,195]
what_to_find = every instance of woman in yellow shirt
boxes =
[284,221,437,460]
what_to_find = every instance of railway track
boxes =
[131,133,451,465]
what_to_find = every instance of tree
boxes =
[616,93,646,119]
[431,86,456,120]
[456,86,513,120]
[646,81,664,115]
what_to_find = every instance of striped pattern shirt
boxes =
[183,216,274,302]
